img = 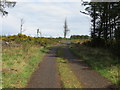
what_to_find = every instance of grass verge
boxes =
[70,44,120,87]
[2,45,49,88]
[56,47,81,88]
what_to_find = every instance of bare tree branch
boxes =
[80,11,89,15]
[0,0,16,16]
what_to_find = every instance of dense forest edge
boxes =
[81,2,120,57]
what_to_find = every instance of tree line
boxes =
[82,1,120,56]
[70,35,90,39]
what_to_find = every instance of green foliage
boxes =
[56,47,82,88]
[2,45,49,88]
[2,34,58,88]
[83,39,120,57]
[82,2,120,56]
[70,43,120,87]
[2,34,59,46]
[70,35,90,39]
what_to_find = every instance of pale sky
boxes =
[1,0,91,38]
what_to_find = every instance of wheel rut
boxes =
[27,47,61,88]
[61,46,115,88]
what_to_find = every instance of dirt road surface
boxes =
[27,47,61,88]
[26,43,116,88]
[62,46,115,88]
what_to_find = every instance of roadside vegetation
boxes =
[1,33,119,88]
[2,34,58,88]
[56,47,81,88]
[70,43,120,87]
[81,2,120,57]
[1,1,119,88]
[74,2,120,87]
[2,46,49,88]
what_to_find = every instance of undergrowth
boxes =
[70,44,120,87]
[2,45,49,88]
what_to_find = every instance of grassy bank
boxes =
[2,45,49,88]
[70,44,120,87]
[56,47,81,88]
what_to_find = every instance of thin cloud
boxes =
[2,1,91,37]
